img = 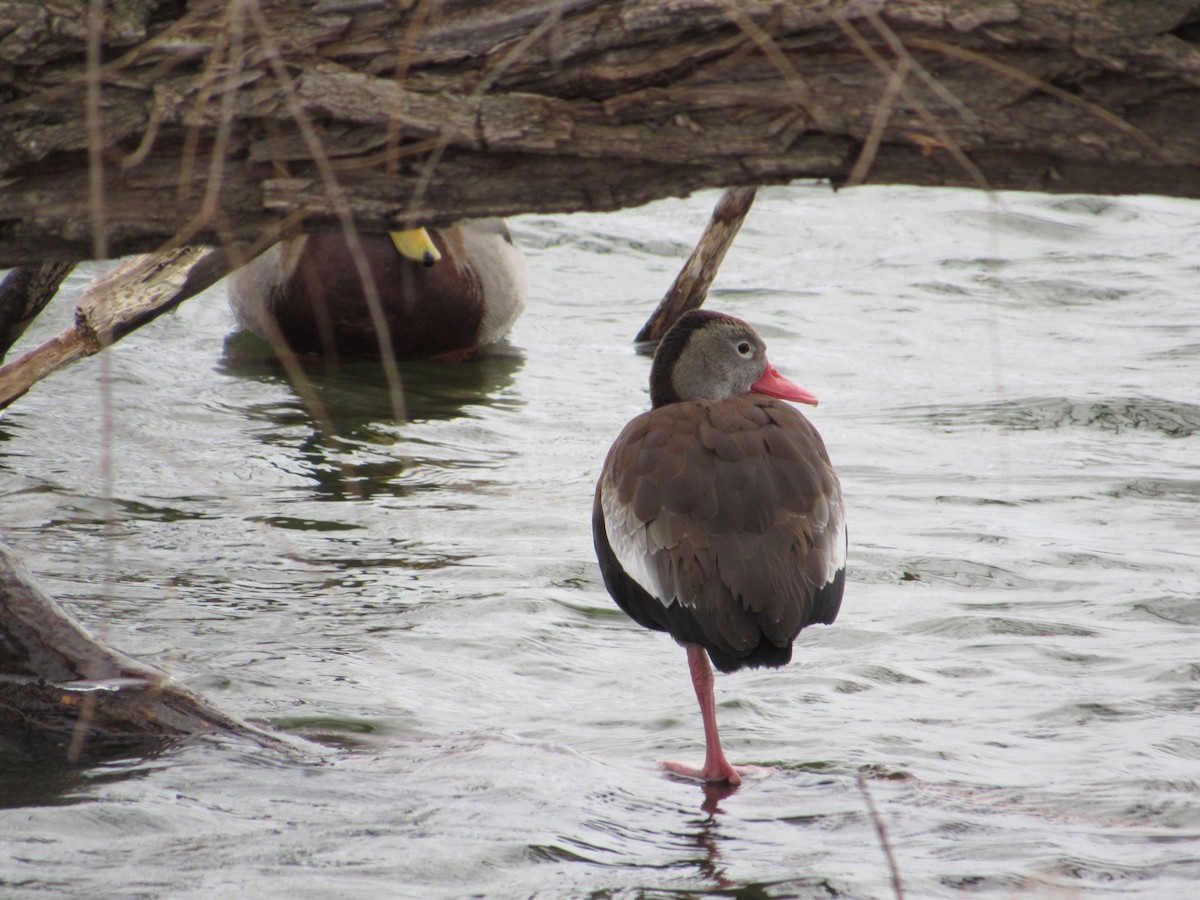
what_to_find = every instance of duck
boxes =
[592,309,846,785]
[227,220,527,360]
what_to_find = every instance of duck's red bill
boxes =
[751,364,819,406]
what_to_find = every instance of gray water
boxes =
[2,184,1198,898]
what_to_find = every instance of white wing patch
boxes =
[599,479,676,608]
[822,482,848,587]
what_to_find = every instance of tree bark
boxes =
[0,0,1197,267]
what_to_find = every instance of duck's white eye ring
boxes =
[736,341,752,356]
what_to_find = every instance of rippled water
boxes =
[2,184,1199,897]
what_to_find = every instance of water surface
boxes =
[2,184,1198,897]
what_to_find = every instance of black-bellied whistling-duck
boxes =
[228,220,527,361]
[593,310,846,784]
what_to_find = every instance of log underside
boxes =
[0,1,1197,266]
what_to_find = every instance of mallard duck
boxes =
[593,310,846,784]
[227,220,527,360]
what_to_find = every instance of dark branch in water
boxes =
[635,187,757,346]
[0,542,287,765]
[0,264,76,362]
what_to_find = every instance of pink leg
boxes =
[662,644,768,785]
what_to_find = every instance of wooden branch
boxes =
[0,542,283,764]
[635,186,757,345]
[0,1,1197,265]
[0,246,231,409]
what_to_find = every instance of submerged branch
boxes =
[0,542,285,764]
[636,186,758,345]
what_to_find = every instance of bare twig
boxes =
[80,0,111,765]
[858,772,906,900]
[847,53,912,187]
[832,11,991,192]
[866,13,976,126]
[197,1,247,227]
[717,0,829,129]
[384,0,436,179]
[179,5,234,202]
[0,247,232,411]
[120,88,167,171]
[907,36,1169,161]
[405,2,567,222]
[85,0,108,261]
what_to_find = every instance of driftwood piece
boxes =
[0,1,1198,266]
[0,542,281,764]
[635,186,758,345]
[0,263,77,361]
[0,246,231,410]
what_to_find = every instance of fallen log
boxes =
[0,0,1198,266]
[0,541,284,765]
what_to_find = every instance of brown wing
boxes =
[598,394,844,670]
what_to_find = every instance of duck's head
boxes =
[649,309,819,408]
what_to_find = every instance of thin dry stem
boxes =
[847,54,912,187]
[245,0,408,424]
[718,0,829,129]
[86,0,108,261]
[908,37,1168,160]
[866,12,976,126]
[858,772,906,900]
[120,88,167,171]
[179,7,234,201]
[75,0,111,765]
[405,3,567,222]
[832,11,991,192]
[197,1,248,227]
[384,0,436,179]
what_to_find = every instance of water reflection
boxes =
[690,781,739,888]
[220,330,526,430]
[0,752,159,809]
[218,331,525,500]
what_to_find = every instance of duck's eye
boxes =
[736,341,752,356]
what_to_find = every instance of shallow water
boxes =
[2,184,1199,898]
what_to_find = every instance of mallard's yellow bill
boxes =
[390,228,441,267]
